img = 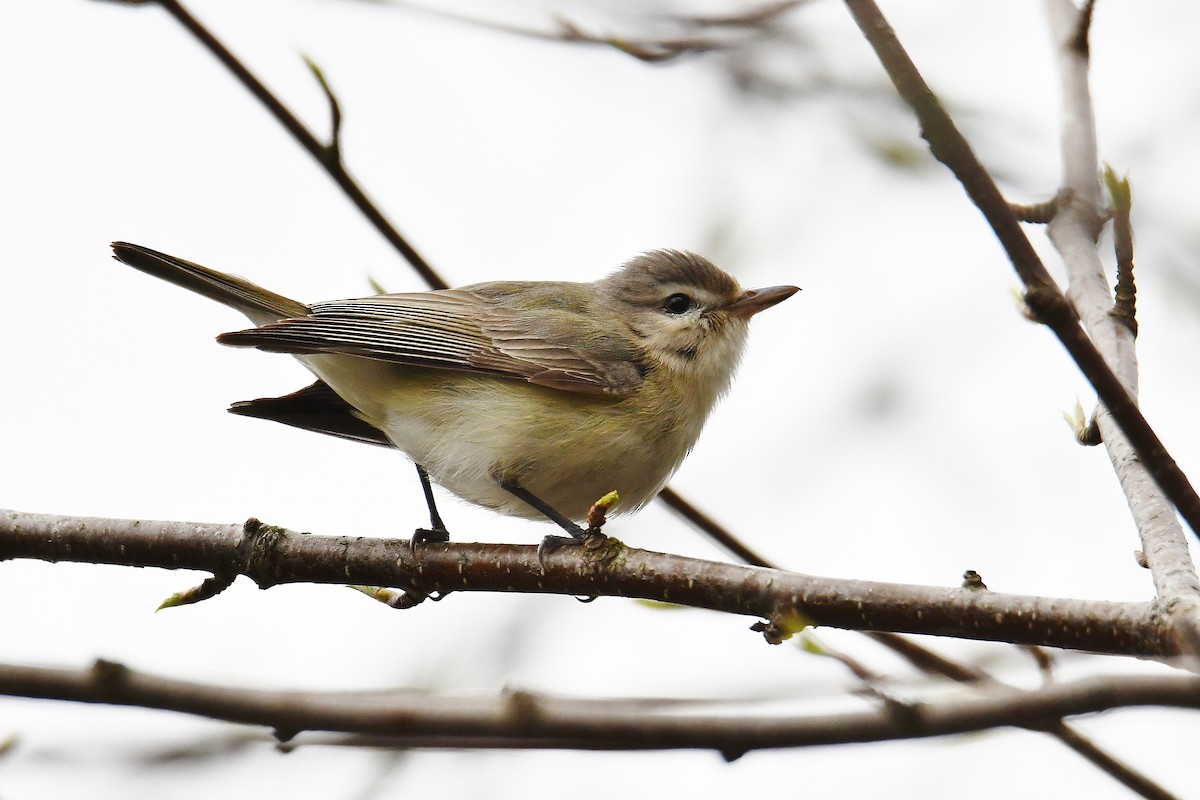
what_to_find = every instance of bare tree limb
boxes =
[1042,0,1200,655]
[0,509,1174,656]
[841,0,1200,555]
[661,496,1174,796]
[868,632,1180,800]
[1,659,1196,756]
[667,431,1170,791]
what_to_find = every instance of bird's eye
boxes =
[663,293,693,315]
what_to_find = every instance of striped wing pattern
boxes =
[216,289,645,397]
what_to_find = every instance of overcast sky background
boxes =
[3,1,1199,797]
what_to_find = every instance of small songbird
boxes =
[110,243,798,550]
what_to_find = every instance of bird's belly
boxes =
[295,355,698,522]
[373,372,691,521]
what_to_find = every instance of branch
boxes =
[659,475,1171,795]
[3,659,1197,755]
[841,0,1200,551]
[657,487,773,567]
[367,1,806,63]
[0,509,1174,656]
[867,632,1181,800]
[149,0,449,290]
[662,497,1176,795]
[1042,0,1200,654]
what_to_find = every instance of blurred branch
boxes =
[657,487,772,567]
[1042,0,1200,655]
[657,495,1178,797]
[658,489,1178,796]
[371,0,806,63]
[2,658,1198,755]
[373,1,880,107]
[661,471,1177,795]
[1010,194,1062,224]
[842,0,1200,556]
[0,509,1176,656]
[868,632,1179,800]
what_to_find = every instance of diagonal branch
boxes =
[152,0,448,290]
[670,499,1180,799]
[841,0,1200,552]
[869,632,1180,800]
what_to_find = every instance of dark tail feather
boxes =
[111,242,308,321]
[228,380,393,448]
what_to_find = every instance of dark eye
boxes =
[663,293,693,314]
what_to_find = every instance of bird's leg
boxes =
[411,464,450,553]
[498,480,591,561]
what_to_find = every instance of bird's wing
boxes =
[216,289,646,397]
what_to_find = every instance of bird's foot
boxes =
[410,525,450,557]
[536,533,583,565]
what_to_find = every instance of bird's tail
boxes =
[110,242,308,323]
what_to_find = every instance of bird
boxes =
[110,242,798,551]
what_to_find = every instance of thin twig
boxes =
[302,55,343,161]
[1010,195,1061,224]
[657,487,773,567]
[1049,723,1180,800]
[154,0,448,290]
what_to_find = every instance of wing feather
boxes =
[216,288,646,397]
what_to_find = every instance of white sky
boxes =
[3,1,1199,797]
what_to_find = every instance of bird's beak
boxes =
[725,285,801,319]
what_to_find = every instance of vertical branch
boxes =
[1042,0,1200,652]
[841,0,1200,568]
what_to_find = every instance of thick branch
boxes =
[2,659,1197,754]
[841,0,1200,549]
[0,509,1172,656]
